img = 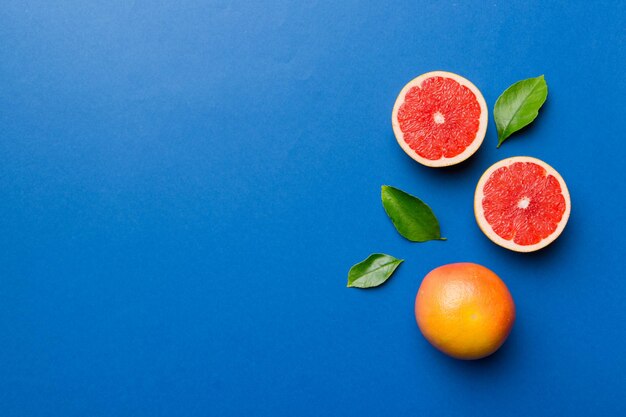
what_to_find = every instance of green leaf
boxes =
[381,185,445,242]
[494,75,548,148]
[347,253,403,288]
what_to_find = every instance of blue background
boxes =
[1,1,625,416]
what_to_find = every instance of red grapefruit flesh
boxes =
[392,71,488,167]
[474,157,571,252]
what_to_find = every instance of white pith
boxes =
[391,71,488,168]
[517,197,530,209]
[474,156,571,253]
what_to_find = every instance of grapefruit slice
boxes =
[474,156,571,252]
[392,71,488,167]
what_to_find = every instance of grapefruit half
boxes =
[392,71,488,167]
[474,156,571,252]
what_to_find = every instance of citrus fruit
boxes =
[474,156,571,252]
[391,71,488,167]
[415,263,515,360]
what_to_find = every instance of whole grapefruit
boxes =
[415,263,515,360]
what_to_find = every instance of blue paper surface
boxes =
[1,1,625,416]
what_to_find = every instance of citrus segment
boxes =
[475,157,571,252]
[392,71,488,167]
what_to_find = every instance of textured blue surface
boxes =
[1,1,625,416]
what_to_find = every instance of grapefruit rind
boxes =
[474,156,571,253]
[391,71,488,168]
